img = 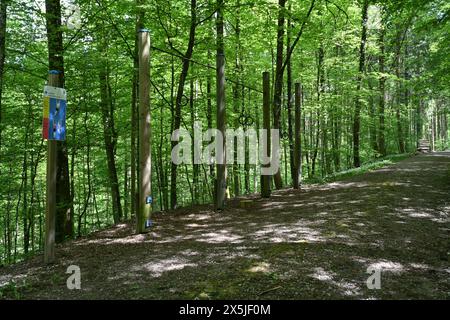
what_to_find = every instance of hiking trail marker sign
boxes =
[42,85,67,141]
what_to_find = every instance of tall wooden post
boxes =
[137,29,152,233]
[215,0,227,210]
[44,70,59,264]
[261,71,271,198]
[293,83,302,189]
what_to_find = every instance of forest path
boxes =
[1,152,449,299]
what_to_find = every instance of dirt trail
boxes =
[1,152,449,299]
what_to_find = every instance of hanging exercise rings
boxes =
[238,113,254,127]
[180,94,189,106]
[279,130,288,140]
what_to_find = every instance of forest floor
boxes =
[0,152,449,300]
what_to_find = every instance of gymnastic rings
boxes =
[279,130,288,140]
[180,94,189,107]
[238,113,254,127]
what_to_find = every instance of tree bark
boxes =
[170,0,197,209]
[206,48,214,180]
[293,83,302,189]
[190,71,199,204]
[367,60,378,154]
[78,109,92,236]
[232,2,241,197]
[0,0,8,156]
[272,0,286,189]
[286,3,295,187]
[99,52,122,224]
[378,27,387,156]
[395,34,406,153]
[352,0,369,168]
[261,72,271,198]
[215,0,227,210]
[130,29,138,219]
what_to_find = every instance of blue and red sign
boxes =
[42,86,67,141]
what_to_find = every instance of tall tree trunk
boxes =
[5,163,13,263]
[286,3,295,187]
[215,0,227,210]
[170,0,197,209]
[206,48,214,180]
[311,110,320,176]
[367,60,378,154]
[0,0,8,157]
[99,41,122,224]
[78,109,91,236]
[416,99,423,143]
[352,0,369,168]
[395,37,405,153]
[378,26,387,156]
[123,159,128,219]
[261,72,271,198]
[293,83,301,189]
[404,39,411,151]
[244,88,250,194]
[45,0,73,242]
[158,74,168,210]
[316,45,326,176]
[22,113,30,256]
[28,140,43,254]
[70,112,77,219]
[332,112,340,171]
[232,1,241,197]
[190,71,199,204]
[130,30,138,219]
[272,0,286,189]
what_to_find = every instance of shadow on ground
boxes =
[1,152,449,299]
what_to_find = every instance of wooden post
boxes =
[293,83,302,189]
[44,70,59,264]
[137,29,151,233]
[261,71,271,198]
[215,0,227,210]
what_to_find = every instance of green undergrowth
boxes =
[303,153,414,185]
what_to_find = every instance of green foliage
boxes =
[322,153,413,183]
[0,0,448,266]
[0,279,30,300]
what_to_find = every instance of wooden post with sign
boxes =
[137,29,152,233]
[261,71,271,198]
[44,70,59,264]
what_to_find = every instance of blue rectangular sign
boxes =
[48,97,67,141]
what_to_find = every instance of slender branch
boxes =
[94,0,134,59]
[63,7,103,52]
[325,0,349,23]
[196,7,218,26]
[156,3,185,58]
[281,0,316,73]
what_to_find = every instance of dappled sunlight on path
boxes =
[0,153,449,299]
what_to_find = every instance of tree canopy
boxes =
[0,0,448,265]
